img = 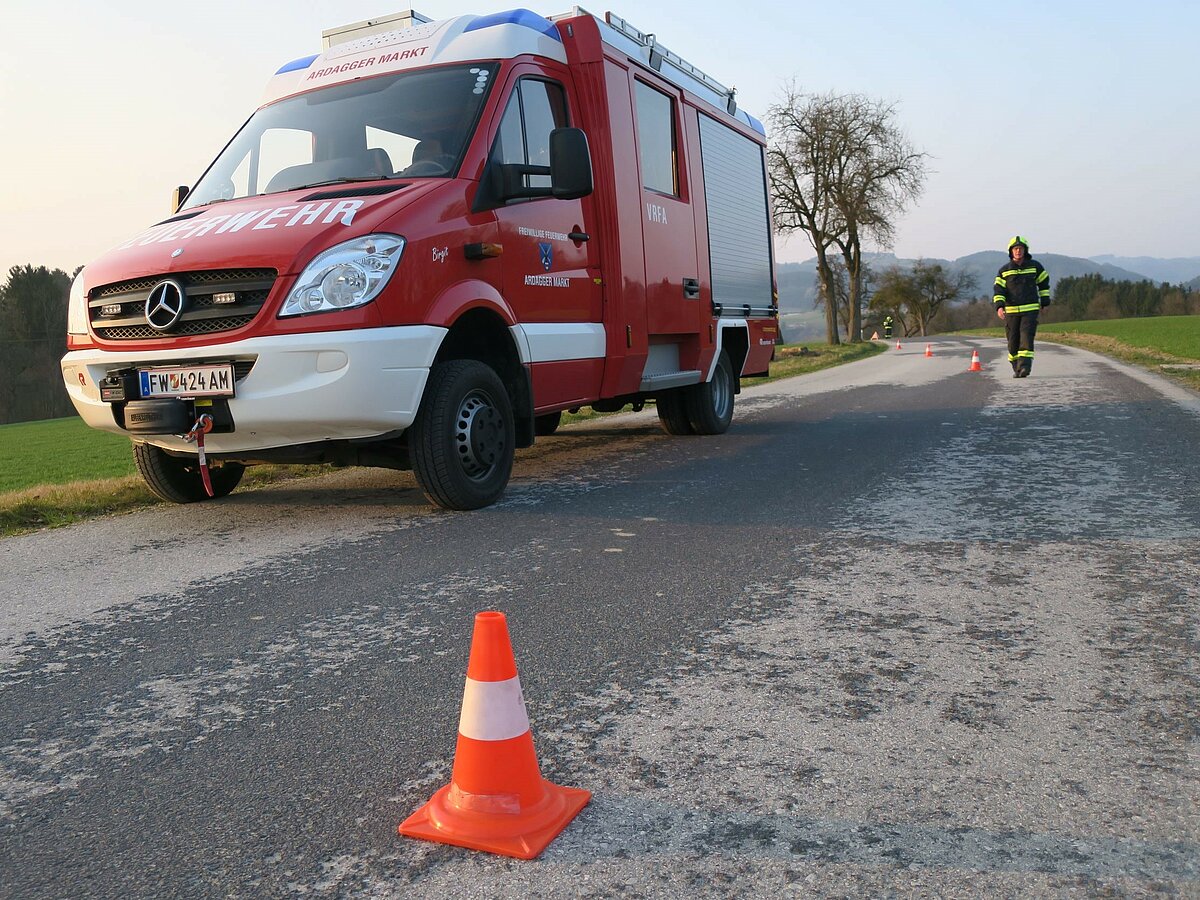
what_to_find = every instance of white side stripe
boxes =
[458,675,531,741]
[511,323,606,364]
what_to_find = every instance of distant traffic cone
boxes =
[924,343,933,357]
[398,611,590,859]
[895,339,902,350]
[969,350,983,372]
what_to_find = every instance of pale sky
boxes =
[3,0,1197,278]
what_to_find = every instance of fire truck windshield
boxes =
[183,63,498,209]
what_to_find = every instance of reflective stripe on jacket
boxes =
[994,258,1050,313]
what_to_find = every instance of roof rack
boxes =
[603,13,737,115]
[551,7,739,117]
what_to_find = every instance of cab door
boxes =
[489,71,603,409]
[632,77,699,336]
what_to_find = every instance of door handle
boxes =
[568,230,590,242]
[683,277,701,299]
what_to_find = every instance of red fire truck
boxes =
[60,8,778,509]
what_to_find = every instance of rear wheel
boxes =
[656,389,694,435]
[533,411,562,436]
[409,360,515,510]
[133,442,244,503]
[685,350,735,435]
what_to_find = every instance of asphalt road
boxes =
[1,337,1197,898]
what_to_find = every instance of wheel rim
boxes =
[455,389,506,480]
[712,364,732,420]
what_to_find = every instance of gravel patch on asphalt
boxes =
[343,537,1198,897]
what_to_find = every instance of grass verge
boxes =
[959,316,1200,391]
[1040,332,1200,392]
[1,341,883,537]
[0,465,331,537]
[742,340,885,386]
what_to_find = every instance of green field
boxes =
[1043,316,1200,359]
[0,416,136,493]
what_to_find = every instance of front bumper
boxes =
[61,326,447,453]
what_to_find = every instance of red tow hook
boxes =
[183,413,216,497]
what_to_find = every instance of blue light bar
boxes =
[275,54,319,75]
[463,8,561,42]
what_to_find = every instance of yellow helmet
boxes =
[1007,235,1030,256]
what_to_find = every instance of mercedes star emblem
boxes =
[145,280,187,332]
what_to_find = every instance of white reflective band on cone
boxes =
[458,676,531,742]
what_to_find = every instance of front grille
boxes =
[98,316,258,340]
[90,269,276,340]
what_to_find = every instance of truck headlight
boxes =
[280,234,405,317]
[67,268,89,335]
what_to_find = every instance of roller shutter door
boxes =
[698,113,773,313]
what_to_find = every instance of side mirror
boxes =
[494,163,547,202]
[170,185,190,213]
[476,128,594,210]
[549,128,593,200]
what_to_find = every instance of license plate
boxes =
[139,364,235,398]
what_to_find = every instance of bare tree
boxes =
[827,257,875,340]
[829,97,926,342]
[767,87,926,343]
[766,86,846,344]
[871,259,973,336]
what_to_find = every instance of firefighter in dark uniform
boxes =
[994,235,1050,377]
[883,315,894,339]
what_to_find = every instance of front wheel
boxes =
[133,442,244,503]
[409,360,515,510]
[684,350,735,435]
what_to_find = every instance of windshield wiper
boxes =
[186,197,235,210]
[276,175,396,192]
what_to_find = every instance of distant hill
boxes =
[955,252,1148,300]
[1090,255,1200,284]
[777,251,1156,316]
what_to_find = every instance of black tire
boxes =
[685,350,735,435]
[409,360,515,510]
[533,411,562,436]
[656,389,694,435]
[133,441,244,503]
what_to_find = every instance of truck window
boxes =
[366,125,418,173]
[494,78,569,191]
[213,128,314,201]
[182,64,497,208]
[634,81,679,196]
[258,128,316,194]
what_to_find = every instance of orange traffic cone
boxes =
[895,339,902,350]
[969,350,982,372]
[924,344,933,357]
[399,611,590,859]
